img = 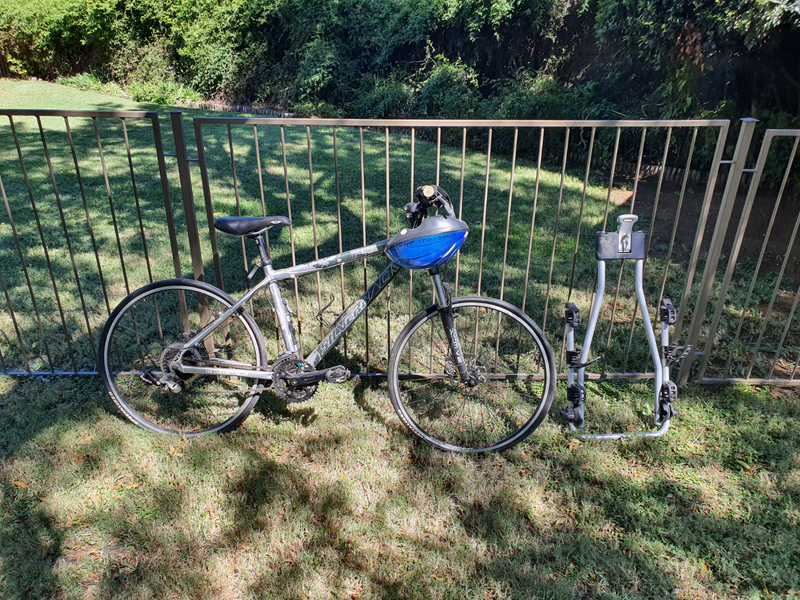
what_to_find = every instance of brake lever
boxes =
[403,201,427,228]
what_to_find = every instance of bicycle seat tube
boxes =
[254,235,299,355]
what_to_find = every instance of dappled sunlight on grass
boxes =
[1,375,799,598]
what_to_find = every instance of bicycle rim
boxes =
[99,281,265,435]
[389,297,555,453]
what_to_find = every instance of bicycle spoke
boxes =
[390,299,554,452]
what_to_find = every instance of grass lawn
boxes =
[0,78,799,599]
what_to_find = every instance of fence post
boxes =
[678,118,758,384]
[170,110,205,282]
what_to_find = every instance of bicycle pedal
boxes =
[139,370,160,386]
[325,365,350,384]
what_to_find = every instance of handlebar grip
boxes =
[416,184,450,207]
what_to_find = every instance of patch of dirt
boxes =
[615,174,800,282]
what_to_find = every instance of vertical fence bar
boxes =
[701,132,782,379]
[566,127,596,301]
[454,128,467,296]
[560,127,595,371]
[64,117,111,315]
[722,134,800,379]
[408,128,415,327]
[280,125,304,355]
[602,128,622,230]
[761,138,800,380]
[333,127,347,368]
[0,265,26,373]
[169,111,205,282]
[679,119,756,384]
[121,118,155,285]
[93,117,131,296]
[742,136,800,379]
[771,211,800,379]
[476,128,493,297]
[37,116,92,366]
[0,130,53,372]
[498,128,518,304]
[10,116,68,373]
[149,114,184,281]
[385,127,392,362]
[227,124,248,273]
[193,122,225,289]
[252,125,272,273]
[658,128,699,305]
[253,126,268,217]
[435,127,442,186]
[643,127,672,260]
[307,126,324,346]
[0,173,31,374]
[359,127,369,372]
[542,128,570,334]
[521,129,545,321]
[672,123,730,348]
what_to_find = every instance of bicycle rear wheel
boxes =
[388,297,555,453]
[98,279,267,435]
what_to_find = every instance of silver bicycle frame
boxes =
[173,237,400,380]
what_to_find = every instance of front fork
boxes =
[430,270,479,387]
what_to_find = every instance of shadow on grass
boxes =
[1,377,799,598]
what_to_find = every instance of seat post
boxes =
[253,234,272,265]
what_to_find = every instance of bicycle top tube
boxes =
[268,238,391,283]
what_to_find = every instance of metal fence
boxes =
[1,109,799,384]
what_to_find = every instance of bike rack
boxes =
[560,215,691,440]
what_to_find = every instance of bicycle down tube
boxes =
[173,239,399,379]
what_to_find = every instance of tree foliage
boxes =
[0,0,798,122]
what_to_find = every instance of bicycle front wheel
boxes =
[388,297,555,453]
[98,279,267,436]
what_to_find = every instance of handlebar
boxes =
[403,184,456,227]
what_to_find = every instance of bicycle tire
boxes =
[98,279,267,436]
[388,297,555,453]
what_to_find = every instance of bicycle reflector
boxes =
[385,216,469,270]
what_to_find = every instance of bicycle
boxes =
[97,184,556,453]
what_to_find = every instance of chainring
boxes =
[272,355,317,403]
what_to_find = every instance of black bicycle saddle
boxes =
[213,216,291,237]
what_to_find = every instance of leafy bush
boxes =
[417,58,481,118]
[351,75,417,118]
[57,73,124,96]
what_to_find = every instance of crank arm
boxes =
[286,365,350,387]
